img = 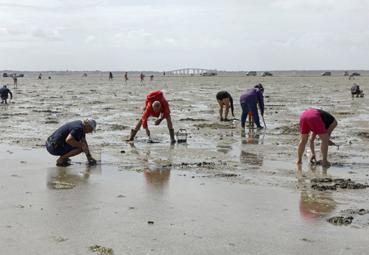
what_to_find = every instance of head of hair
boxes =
[254,83,264,93]
[152,101,161,112]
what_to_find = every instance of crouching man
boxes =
[46,119,97,166]
[128,90,175,144]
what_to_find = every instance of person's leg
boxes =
[223,98,230,120]
[217,100,223,120]
[297,134,309,164]
[240,103,248,128]
[129,119,142,141]
[166,115,175,143]
[318,133,330,166]
[248,102,261,127]
[57,148,83,165]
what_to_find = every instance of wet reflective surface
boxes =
[1,73,369,254]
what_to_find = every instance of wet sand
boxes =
[1,73,369,254]
[1,145,369,255]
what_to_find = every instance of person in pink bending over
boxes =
[297,108,337,167]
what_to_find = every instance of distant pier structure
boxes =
[166,68,217,76]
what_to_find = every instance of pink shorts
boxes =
[299,109,327,135]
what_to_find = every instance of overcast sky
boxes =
[0,0,368,71]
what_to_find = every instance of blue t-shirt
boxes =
[50,120,85,145]
[0,87,11,97]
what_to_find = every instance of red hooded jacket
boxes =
[141,91,170,129]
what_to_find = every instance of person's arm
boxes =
[65,134,83,148]
[309,134,317,162]
[155,113,164,125]
[9,91,13,100]
[81,138,96,162]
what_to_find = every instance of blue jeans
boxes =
[241,102,261,127]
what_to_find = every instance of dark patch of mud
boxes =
[311,178,369,191]
[89,245,113,255]
[32,109,60,114]
[341,208,369,216]
[274,123,300,135]
[333,111,354,116]
[214,173,239,177]
[175,162,216,169]
[327,208,369,226]
[194,122,235,129]
[327,216,354,226]
[179,118,208,122]
[45,120,59,124]
[108,124,129,131]
[356,131,369,139]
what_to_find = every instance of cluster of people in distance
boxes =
[217,83,338,167]
[44,81,363,167]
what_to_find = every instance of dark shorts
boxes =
[46,141,75,156]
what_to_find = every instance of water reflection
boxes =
[241,129,263,145]
[129,142,173,192]
[46,164,101,190]
[144,169,171,191]
[296,164,336,222]
[216,134,234,154]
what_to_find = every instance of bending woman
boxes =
[216,91,234,121]
[297,109,337,167]
[240,84,264,129]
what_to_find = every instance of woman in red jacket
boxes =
[128,91,175,143]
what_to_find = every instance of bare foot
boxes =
[320,160,331,167]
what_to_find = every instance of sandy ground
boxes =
[1,73,369,254]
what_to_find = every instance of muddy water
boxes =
[1,73,369,233]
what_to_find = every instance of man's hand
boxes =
[155,118,163,126]
[310,155,317,163]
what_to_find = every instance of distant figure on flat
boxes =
[109,72,114,80]
[163,72,166,76]
[216,91,234,121]
[128,90,176,144]
[150,75,154,81]
[12,74,18,88]
[240,84,265,129]
[140,73,145,84]
[124,72,128,83]
[38,73,42,79]
[46,119,97,166]
[297,109,337,167]
[351,83,364,97]
[0,85,13,104]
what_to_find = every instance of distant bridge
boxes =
[166,68,217,76]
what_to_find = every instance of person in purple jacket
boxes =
[240,84,264,129]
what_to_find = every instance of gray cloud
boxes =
[0,0,368,70]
